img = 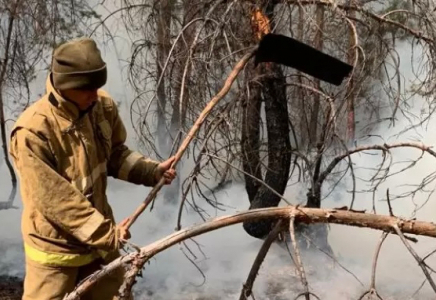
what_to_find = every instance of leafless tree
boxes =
[101,0,436,247]
[0,0,99,209]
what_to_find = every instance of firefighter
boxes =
[9,37,176,300]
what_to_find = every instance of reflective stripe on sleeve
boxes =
[71,162,107,192]
[24,243,98,267]
[118,152,143,180]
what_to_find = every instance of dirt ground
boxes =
[0,276,23,300]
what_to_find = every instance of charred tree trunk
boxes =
[242,63,291,238]
[170,0,197,133]
[242,3,291,239]
[306,5,325,210]
[299,144,333,255]
[241,64,262,202]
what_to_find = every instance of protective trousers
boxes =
[22,256,131,300]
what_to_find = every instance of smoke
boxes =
[1,10,436,300]
[107,39,436,299]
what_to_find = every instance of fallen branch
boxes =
[124,48,257,230]
[64,205,436,300]
[118,254,142,300]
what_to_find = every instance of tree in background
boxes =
[0,0,99,209]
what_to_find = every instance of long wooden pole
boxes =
[124,49,257,230]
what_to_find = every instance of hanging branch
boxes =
[123,48,257,230]
[206,153,291,205]
[176,117,226,230]
[317,142,436,188]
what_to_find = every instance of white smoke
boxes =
[1,6,436,300]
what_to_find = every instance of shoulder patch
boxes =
[11,98,51,141]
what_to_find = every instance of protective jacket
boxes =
[9,74,159,267]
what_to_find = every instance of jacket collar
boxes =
[45,73,81,122]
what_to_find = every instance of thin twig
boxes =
[0,0,20,209]
[300,232,364,286]
[386,189,394,217]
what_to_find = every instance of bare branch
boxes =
[64,205,436,299]
[318,142,436,187]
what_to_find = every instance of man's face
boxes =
[61,88,98,110]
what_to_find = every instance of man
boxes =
[9,37,176,300]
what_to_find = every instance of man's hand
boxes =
[155,156,177,185]
[116,217,131,245]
